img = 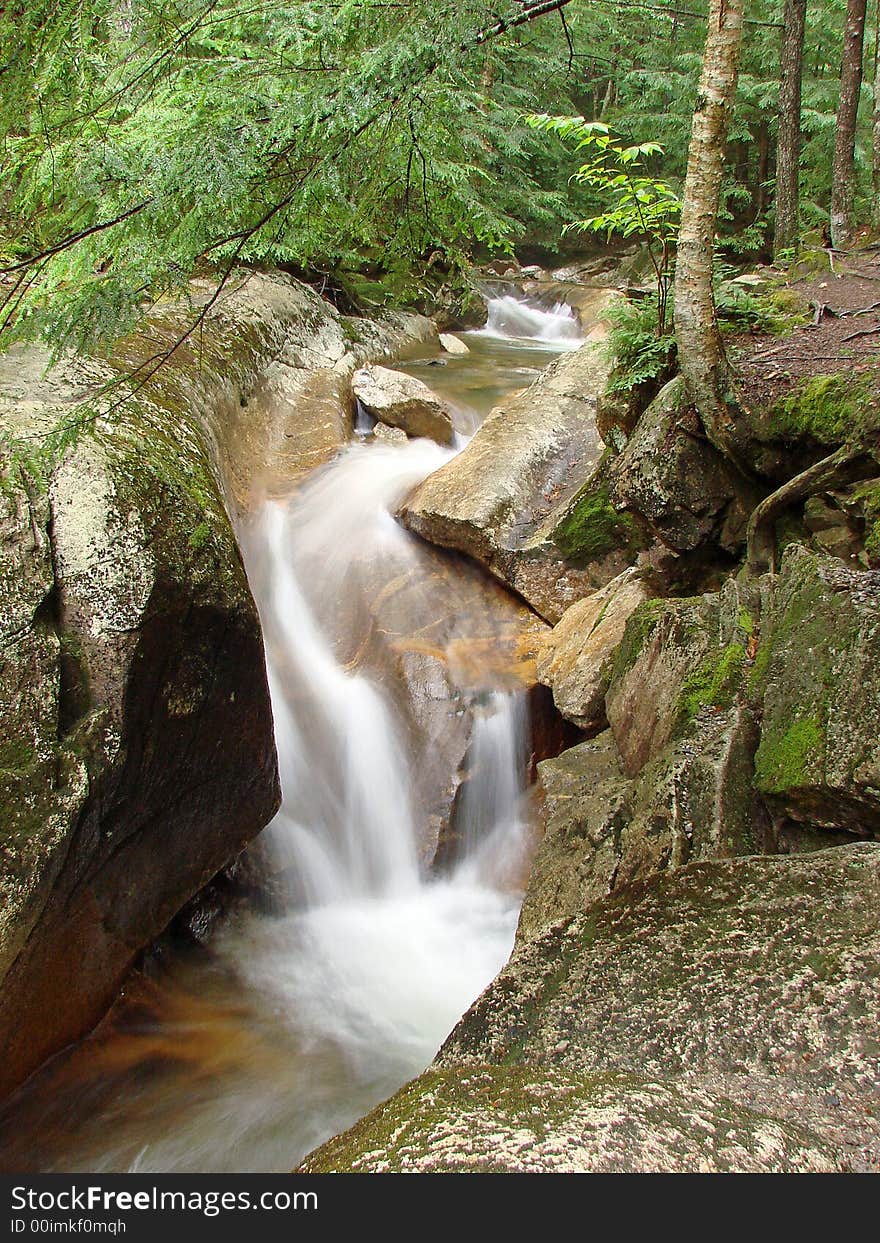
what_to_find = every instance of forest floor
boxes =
[733,245,880,412]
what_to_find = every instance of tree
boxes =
[0,1,580,356]
[873,0,880,227]
[774,0,807,259]
[830,0,868,247]
[525,114,681,332]
[672,0,747,465]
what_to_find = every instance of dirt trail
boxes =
[735,246,880,411]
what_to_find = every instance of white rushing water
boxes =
[218,435,532,1166]
[476,292,582,348]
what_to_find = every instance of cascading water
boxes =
[0,288,582,1174]
[477,292,582,348]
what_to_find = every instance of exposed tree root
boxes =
[746,442,876,574]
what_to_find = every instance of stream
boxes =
[0,294,582,1173]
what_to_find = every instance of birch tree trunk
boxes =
[774,0,807,259]
[873,0,880,228]
[830,0,868,248]
[673,0,746,464]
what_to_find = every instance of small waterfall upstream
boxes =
[0,290,582,1173]
[477,292,582,347]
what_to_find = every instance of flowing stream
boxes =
[0,293,582,1173]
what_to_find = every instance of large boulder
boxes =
[352,365,455,445]
[607,377,759,553]
[300,846,880,1171]
[111,276,437,508]
[0,384,279,1097]
[522,691,766,944]
[536,566,654,732]
[751,545,880,836]
[400,342,618,622]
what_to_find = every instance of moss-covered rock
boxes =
[301,845,880,1171]
[605,578,758,776]
[300,1064,838,1173]
[751,544,880,835]
[765,374,880,449]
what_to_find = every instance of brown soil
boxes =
[732,246,880,412]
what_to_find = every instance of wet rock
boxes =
[536,566,654,732]
[371,423,409,446]
[300,846,880,1171]
[352,365,455,445]
[109,273,437,507]
[400,342,614,622]
[438,333,470,356]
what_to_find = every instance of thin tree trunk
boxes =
[873,0,880,228]
[774,0,807,259]
[673,0,747,465]
[830,0,868,248]
[755,119,770,220]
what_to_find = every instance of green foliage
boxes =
[0,2,589,354]
[525,113,680,332]
[604,296,677,392]
[1,0,876,356]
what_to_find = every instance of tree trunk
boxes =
[830,0,868,248]
[774,0,807,259]
[755,119,770,220]
[873,0,880,228]
[673,0,747,465]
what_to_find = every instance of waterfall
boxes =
[249,434,531,908]
[477,292,582,347]
[451,691,529,886]
[204,434,533,1164]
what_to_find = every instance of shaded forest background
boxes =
[0,0,877,357]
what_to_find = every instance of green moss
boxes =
[610,598,668,681]
[188,521,211,551]
[766,374,880,447]
[754,715,824,794]
[737,608,755,637]
[553,483,638,566]
[747,640,772,694]
[853,480,880,565]
[0,738,37,773]
[676,642,745,726]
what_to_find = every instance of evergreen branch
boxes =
[0,201,154,275]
